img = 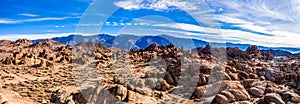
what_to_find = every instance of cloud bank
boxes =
[112,0,300,48]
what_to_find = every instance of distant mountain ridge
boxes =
[30,34,300,56]
[260,50,298,57]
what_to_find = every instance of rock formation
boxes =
[0,39,299,104]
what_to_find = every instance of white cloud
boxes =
[126,23,132,26]
[0,17,76,24]
[207,0,295,22]
[114,0,198,11]
[153,23,300,47]
[112,22,118,26]
[105,22,111,26]
[55,25,65,28]
[3,0,300,48]
[196,0,300,47]
[0,33,72,40]
[0,33,97,41]
[75,23,103,27]
[18,13,39,17]
[75,21,147,27]
[111,0,300,47]
[120,22,125,26]
[0,20,15,24]
[107,0,300,48]
[207,0,300,33]
[78,0,94,3]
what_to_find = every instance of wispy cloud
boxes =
[77,0,94,3]
[0,32,97,40]
[0,17,77,24]
[2,0,300,48]
[0,33,72,40]
[152,23,300,47]
[207,0,295,22]
[84,0,300,47]
[75,21,150,27]
[114,0,198,11]
[18,13,39,17]
[201,0,300,47]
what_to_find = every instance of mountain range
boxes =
[31,34,300,56]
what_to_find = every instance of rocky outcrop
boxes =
[50,85,159,104]
[213,81,251,103]
[50,86,87,104]
[246,46,261,58]
[248,87,264,97]
[226,47,250,60]
[36,39,64,47]
[0,40,12,46]
[193,86,206,98]
[264,93,285,104]
[279,90,300,103]
[109,85,128,101]
[1,39,300,104]
[261,51,274,60]
[196,45,212,54]
[11,39,32,46]
[246,46,260,55]
[0,89,37,104]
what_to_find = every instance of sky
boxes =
[0,0,300,48]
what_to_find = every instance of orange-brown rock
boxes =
[264,93,285,104]
[0,89,38,104]
[0,39,299,104]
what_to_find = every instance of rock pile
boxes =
[1,38,300,104]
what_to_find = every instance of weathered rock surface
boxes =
[264,93,285,104]
[213,81,251,103]
[0,39,300,104]
[0,89,38,104]
[50,86,87,104]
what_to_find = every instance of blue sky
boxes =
[0,0,300,48]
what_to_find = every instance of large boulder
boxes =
[11,39,32,46]
[279,90,300,103]
[214,94,229,104]
[113,85,127,101]
[50,86,87,104]
[226,47,250,60]
[246,46,260,55]
[193,86,206,98]
[127,90,157,103]
[0,40,12,46]
[214,81,250,103]
[264,68,283,81]
[155,80,170,91]
[264,93,285,104]
[248,87,264,97]
[248,81,280,95]
[261,51,274,60]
